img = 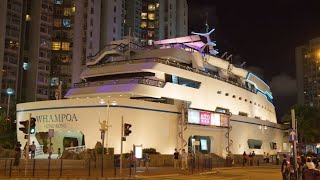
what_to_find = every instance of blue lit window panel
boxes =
[63,19,71,27]
[51,77,59,86]
[23,62,29,70]
[54,0,63,4]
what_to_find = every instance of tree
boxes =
[282,105,320,144]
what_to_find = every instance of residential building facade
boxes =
[296,37,320,108]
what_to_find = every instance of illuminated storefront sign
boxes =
[211,113,220,126]
[200,111,211,125]
[188,109,200,124]
[188,109,229,127]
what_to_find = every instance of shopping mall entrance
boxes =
[188,135,211,154]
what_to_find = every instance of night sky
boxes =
[187,0,320,120]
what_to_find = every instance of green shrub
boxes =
[143,148,160,154]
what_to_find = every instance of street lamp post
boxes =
[6,88,14,120]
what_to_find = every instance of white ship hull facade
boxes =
[17,97,284,157]
[66,60,276,123]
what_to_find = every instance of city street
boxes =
[137,166,281,180]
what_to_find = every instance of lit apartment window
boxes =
[63,19,71,27]
[61,42,70,50]
[61,54,70,63]
[54,0,63,4]
[156,3,159,8]
[140,21,147,28]
[71,5,75,13]
[64,8,72,16]
[51,42,61,50]
[148,40,153,45]
[148,13,155,20]
[26,14,31,21]
[53,19,61,27]
[148,31,154,37]
[141,13,147,19]
[148,4,155,11]
[148,22,154,28]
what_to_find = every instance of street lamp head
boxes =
[99,98,106,104]
[111,101,117,105]
[6,88,14,95]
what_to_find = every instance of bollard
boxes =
[33,159,36,177]
[197,157,200,171]
[88,159,91,177]
[48,158,51,177]
[9,159,12,178]
[114,159,116,176]
[4,159,7,176]
[60,159,63,177]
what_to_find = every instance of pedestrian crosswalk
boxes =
[137,174,250,180]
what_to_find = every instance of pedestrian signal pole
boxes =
[291,109,298,179]
[120,116,123,176]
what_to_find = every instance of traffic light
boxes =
[19,120,29,134]
[30,117,36,134]
[124,123,132,136]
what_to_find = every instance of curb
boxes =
[135,173,180,179]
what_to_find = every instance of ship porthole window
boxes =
[245,99,247,102]
[225,93,229,96]
[239,97,242,100]
[232,95,236,98]
[250,101,252,103]
[217,91,222,94]
[254,102,256,105]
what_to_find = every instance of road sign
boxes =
[289,129,297,142]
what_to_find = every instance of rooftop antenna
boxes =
[205,12,209,33]
[192,29,218,55]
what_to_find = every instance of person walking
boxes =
[144,153,150,171]
[14,142,21,166]
[243,151,247,166]
[57,148,61,159]
[173,149,179,169]
[30,141,36,159]
[48,143,54,159]
[281,154,289,180]
[181,149,188,170]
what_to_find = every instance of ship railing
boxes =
[86,57,254,94]
[73,78,166,88]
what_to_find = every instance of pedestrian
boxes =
[276,154,280,165]
[263,152,266,163]
[281,154,289,180]
[144,153,150,171]
[266,153,270,163]
[243,151,247,166]
[252,151,255,165]
[14,142,21,166]
[23,142,28,158]
[181,149,188,170]
[57,148,61,159]
[48,143,53,159]
[127,150,136,168]
[30,141,36,159]
[173,149,179,169]
[249,152,253,166]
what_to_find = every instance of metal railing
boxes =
[73,77,166,89]
[84,58,256,94]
